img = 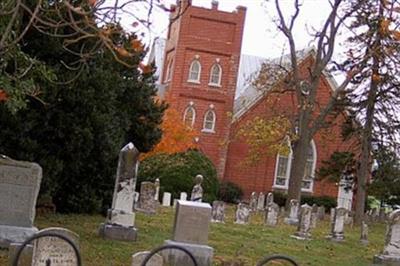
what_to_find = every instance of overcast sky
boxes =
[115,0,345,59]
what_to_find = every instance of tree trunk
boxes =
[286,135,310,209]
[354,2,382,225]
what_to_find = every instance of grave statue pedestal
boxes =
[163,200,213,266]
[98,143,139,242]
[0,156,42,248]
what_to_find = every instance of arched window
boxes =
[273,140,317,192]
[209,64,222,86]
[188,60,201,82]
[183,106,196,127]
[165,60,173,82]
[202,110,216,132]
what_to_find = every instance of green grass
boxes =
[0,206,386,265]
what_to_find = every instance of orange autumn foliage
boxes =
[0,90,8,102]
[141,108,199,160]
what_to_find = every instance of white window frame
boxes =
[208,63,222,87]
[188,60,201,83]
[273,140,317,193]
[202,110,216,133]
[183,106,196,127]
[165,60,173,82]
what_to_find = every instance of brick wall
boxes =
[162,0,246,178]
[223,58,358,199]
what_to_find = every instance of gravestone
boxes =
[360,221,368,245]
[99,143,139,242]
[265,192,274,208]
[330,208,335,224]
[180,192,187,201]
[131,251,163,266]
[137,181,157,214]
[374,210,400,264]
[317,206,325,220]
[211,201,225,223]
[310,204,318,229]
[264,203,279,227]
[235,203,251,225]
[31,227,79,266]
[0,155,42,247]
[162,192,172,207]
[257,192,265,210]
[249,192,257,211]
[163,200,213,266]
[329,207,347,242]
[291,204,312,240]
[284,199,299,225]
[154,178,160,202]
[190,174,204,202]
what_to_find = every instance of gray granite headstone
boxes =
[329,207,347,242]
[211,201,225,223]
[31,228,79,266]
[310,204,318,229]
[257,192,265,210]
[291,204,312,240]
[99,143,139,241]
[172,201,211,245]
[317,206,325,220]
[360,221,368,245]
[284,199,299,225]
[266,192,274,208]
[137,181,157,214]
[0,156,42,247]
[249,192,257,211]
[131,251,163,266]
[374,210,400,264]
[154,178,160,202]
[164,200,213,266]
[264,203,279,227]
[235,203,250,225]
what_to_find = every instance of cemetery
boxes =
[0,152,395,265]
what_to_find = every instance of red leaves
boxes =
[0,90,8,102]
[139,62,152,74]
[141,108,199,160]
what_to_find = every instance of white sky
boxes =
[115,0,344,59]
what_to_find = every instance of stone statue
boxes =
[190,174,204,202]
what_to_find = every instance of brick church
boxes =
[149,0,355,199]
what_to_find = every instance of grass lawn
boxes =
[0,205,386,265]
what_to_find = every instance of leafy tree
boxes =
[138,150,219,203]
[369,147,400,206]
[342,0,400,223]
[0,0,173,112]
[318,151,356,182]
[141,108,199,160]
[249,0,363,208]
[0,20,167,213]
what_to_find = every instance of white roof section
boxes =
[148,37,166,84]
